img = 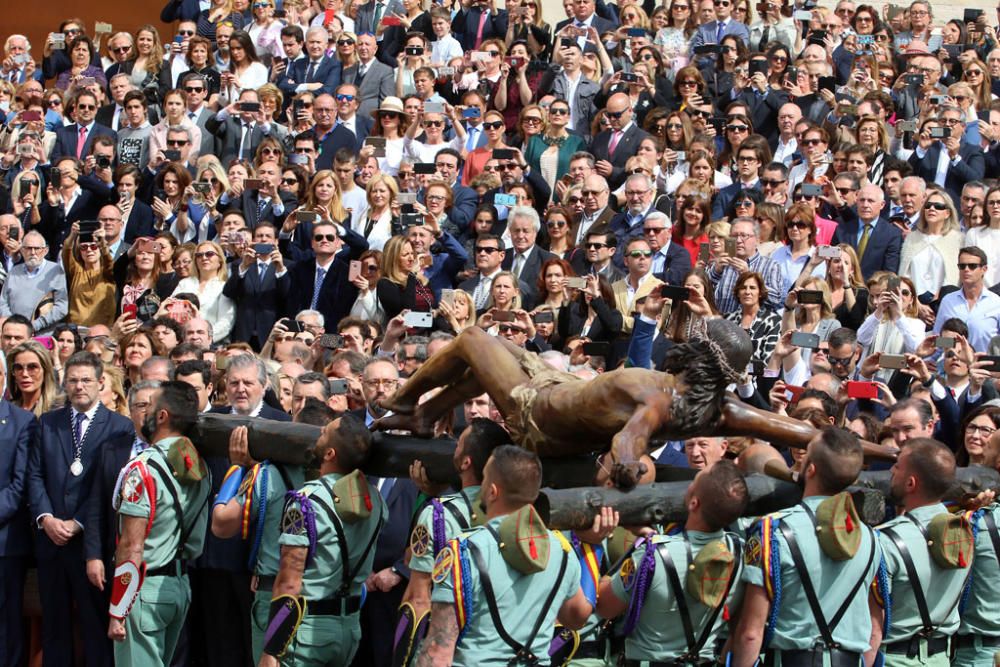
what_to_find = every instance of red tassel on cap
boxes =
[959,550,967,567]
[845,513,854,533]
[723,604,730,621]
[184,454,193,470]
[364,493,372,511]
[530,536,538,559]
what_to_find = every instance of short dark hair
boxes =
[698,460,749,530]
[585,225,617,247]
[175,360,211,386]
[280,24,304,41]
[296,398,338,426]
[122,90,147,109]
[294,130,319,150]
[169,342,205,361]
[465,418,511,483]
[334,147,357,166]
[331,413,372,471]
[2,314,33,336]
[904,438,956,501]
[941,318,969,338]
[296,372,331,400]
[150,316,184,341]
[890,397,934,425]
[828,327,858,349]
[799,388,838,419]
[809,427,863,494]
[155,381,200,435]
[64,351,103,380]
[488,445,542,505]
[959,246,988,266]
[435,147,462,167]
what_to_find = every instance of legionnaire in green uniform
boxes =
[732,428,884,667]
[953,432,1000,667]
[598,460,748,667]
[259,414,387,667]
[414,445,613,667]
[107,382,212,667]
[211,424,306,661]
[869,439,973,667]
[395,418,509,665]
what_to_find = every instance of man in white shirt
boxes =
[459,233,506,310]
[575,174,613,245]
[897,176,926,230]
[772,103,801,166]
[97,205,129,261]
[612,237,663,333]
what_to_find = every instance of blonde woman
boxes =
[378,235,437,322]
[171,240,236,341]
[10,170,42,229]
[857,273,925,381]
[100,366,130,416]
[285,170,350,249]
[438,289,475,333]
[7,341,62,417]
[246,0,286,61]
[358,174,399,252]
[782,276,840,348]
[476,271,521,325]
[130,25,166,93]
[900,184,964,307]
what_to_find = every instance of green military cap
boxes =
[332,470,375,523]
[166,437,208,484]
[607,526,639,567]
[815,492,862,561]
[498,505,551,574]
[927,512,974,569]
[686,539,736,607]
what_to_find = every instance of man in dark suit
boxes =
[333,83,374,151]
[711,140,766,220]
[643,211,692,286]
[27,352,134,667]
[450,0,509,52]
[831,183,902,279]
[500,207,554,311]
[571,226,625,283]
[51,90,117,162]
[554,0,617,49]
[348,359,418,667]
[588,92,651,190]
[192,354,291,667]
[37,157,104,259]
[223,223,292,350]
[688,0,750,59]
[459,233,523,312]
[342,34,396,118]
[179,72,219,157]
[610,172,658,268]
[287,219,369,329]
[205,89,272,164]
[278,27,343,99]
[906,108,986,204]
[0,362,35,667]
[354,0,406,36]
[229,161,297,230]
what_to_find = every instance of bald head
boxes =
[605,93,632,131]
[582,174,610,213]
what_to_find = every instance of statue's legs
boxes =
[373,371,485,436]
[380,327,530,418]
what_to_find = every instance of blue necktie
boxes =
[465,126,478,152]
[74,412,86,447]
[716,21,725,43]
[311,267,326,309]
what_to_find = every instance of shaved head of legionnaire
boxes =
[801,427,864,495]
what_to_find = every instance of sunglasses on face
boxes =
[727,125,748,132]
[628,250,653,258]
[314,234,338,242]
[474,246,501,254]
[522,117,543,125]
[185,86,205,93]
[483,121,504,130]
[336,94,356,102]
[802,138,823,146]
[605,110,626,119]
[424,120,444,127]
[567,196,583,204]
[586,242,609,249]
[113,46,132,53]
[195,251,218,259]
[547,219,567,227]
[924,201,948,211]
[76,104,96,111]
[166,139,188,146]
[337,39,355,46]
[787,221,810,229]
[550,107,570,116]
[958,262,983,270]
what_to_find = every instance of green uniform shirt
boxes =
[237,462,306,576]
[118,436,211,567]
[431,517,581,667]
[609,530,743,661]
[878,502,971,643]
[742,497,882,653]
[278,472,387,601]
[410,486,481,574]
[961,503,1000,636]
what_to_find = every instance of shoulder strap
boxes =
[983,511,1000,562]
[147,458,209,561]
[445,494,473,531]
[777,509,877,649]
[313,477,386,596]
[881,525,935,636]
[272,462,294,492]
[656,540,697,655]
[468,526,569,665]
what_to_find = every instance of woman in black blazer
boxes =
[556,273,622,346]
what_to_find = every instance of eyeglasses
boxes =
[760,178,786,187]
[626,189,650,197]
[627,250,653,258]
[522,116,543,125]
[427,194,446,202]
[585,242,609,249]
[21,245,46,253]
[337,39,355,46]
[727,125,749,132]
[549,108,569,116]
[363,378,398,388]
[968,423,997,437]
[474,246,501,254]
[483,121,504,130]
[958,262,983,270]
[546,220,567,227]
[166,139,188,146]
[923,201,948,211]
[314,233,338,242]
[423,120,444,127]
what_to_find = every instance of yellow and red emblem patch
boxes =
[432,544,454,584]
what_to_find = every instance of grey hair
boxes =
[129,380,163,407]
[227,353,269,387]
[295,371,331,399]
[296,310,325,327]
[539,350,570,373]
[626,172,655,192]
[645,211,671,229]
[166,125,193,144]
[509,206,541,233]
[731,216,761,238]
[900,176,926,195]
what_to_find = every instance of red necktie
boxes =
[608,130,622,157]
[474,11,489,48]
[76,126,88,159]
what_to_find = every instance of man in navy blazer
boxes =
[831,183,902,279]
[160,0,201,22]
[286,219,369,329]
[640,211,692,286]
[278,27,342,99]
[689,0,751,58]
[28,352,134,667]
[223,224,292,350]
[51,90,117,162]
[588,93,651,190]
[451,3,509,51]
[554,0,618,49]
[0,361,36,667]
[906,111,986,205]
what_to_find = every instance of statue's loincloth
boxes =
[507,352,582,452]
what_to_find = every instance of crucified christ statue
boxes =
[375,319,893,489]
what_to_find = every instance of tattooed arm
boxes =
[414,602,459,667]
[272,545,307,597]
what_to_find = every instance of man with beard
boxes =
[868,439,971,667]
[731,427,883,667]
[0,230,67,334]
